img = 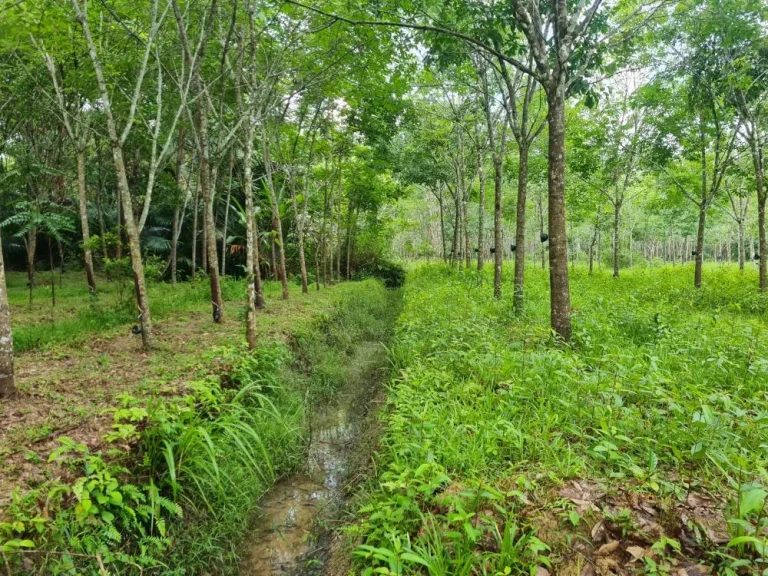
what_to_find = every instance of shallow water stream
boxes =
[239,343,381,576]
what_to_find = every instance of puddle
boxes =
[239,344,381,575]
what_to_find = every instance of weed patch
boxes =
[348,264,768,575]
[1,279,398,575]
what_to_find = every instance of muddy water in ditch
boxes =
[239,343,383,576]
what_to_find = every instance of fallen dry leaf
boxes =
[591,520,606,543]
[596,540,620,556]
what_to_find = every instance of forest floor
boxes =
[343,263,768,576]
[0,272,340,510]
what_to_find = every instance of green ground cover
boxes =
[350,264,768,575]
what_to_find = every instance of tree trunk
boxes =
[26,228,37,295]
[49,238,56,308]
[201,207,208,275]
[262,136,289,300]
[750,136,767,290]
[493,154,503,299]
[0,231,14,398]
[253,221,265,309]
[346,206,355,280]
[96,140,109,260]
[477,160,486,272]
[451,187,460,267]
[612,200,621,279]
[73,0,152,347]
[336,195,342,281]
[115,186,123,261]
[694,204,706,288]
[115,146,154,348]
[589,213,599,275]
[296,224,309,293]
[463,190,471,270]
[738,218,745,272]
[191,184,198,278]
[546,87,572,341]
[538,194,546,270]
[513,144,528,310]
[220,150,234,278]
[270,232,277,283]
[242,123,258,349]
[76,151,96,294]
[437,188,447,262]
[291,174,309,293]
[57,240,64,288]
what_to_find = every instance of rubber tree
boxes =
[283,0,668,339]
[570,94,647,279]
[643,77,740,288]
[70,0,161,347]
[171,0,224,322]
[0,230,14,399]
[476,60,507,298]
[726,182,750,272]
[38,45,97,295]
[496,55,546,311]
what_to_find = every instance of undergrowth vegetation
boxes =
[6,272,295,353]
[350,264,768,575]
[0,279,399,575]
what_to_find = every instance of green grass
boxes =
[1,278,401,575]
[6,271,300,353]
[349,263,768,575]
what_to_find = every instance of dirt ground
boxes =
[0,286,340,510]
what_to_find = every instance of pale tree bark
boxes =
[262,132,290,300]
[253,222,266,308]
[292,181,309,294]
[171,0,223,322]
[38,46,96,294]
[242,121,258,348]
[170,130,188,286]
[221,148,235,277]
[71,0,157,347]
[448,183,460,267]
[0,232,14,399]
[431,185,448,262]
[727,188,748,273]
[96,139,108,260]
[284,103,321,294]
[345,206,357,280]
[191,181,199,278]
[589,210,600,275]
[26,227,37,296]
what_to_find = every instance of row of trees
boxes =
[0,0,410,397]
[0,0,766,397]
[349,0,766,335]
